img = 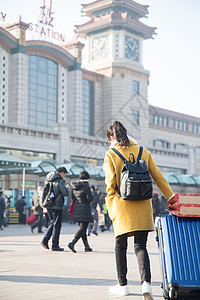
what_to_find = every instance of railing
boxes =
[0,124,60,140]
[148,147,189,158]
[70,135,108,147]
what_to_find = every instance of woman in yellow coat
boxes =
[104,121,175,299]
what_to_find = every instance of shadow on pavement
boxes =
[0,275,142,286]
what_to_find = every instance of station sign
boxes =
[0,0,65,43]
[28,0,65,42]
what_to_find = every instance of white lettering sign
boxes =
[28,23,65,42]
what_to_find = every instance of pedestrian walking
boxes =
[102,195,112,231]
[0,191,5,230]
[5,196,11,225]
[151,193,161,220]
[15,196,26,224]
[104,121,175,299]
[87,185,103,236]
[40,166,68,251]
[68,171,93,253]
[31,186,43,233]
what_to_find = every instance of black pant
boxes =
[115,231,151,286]
[43,209,62,248]
[32,214,43,232]
[19,212,26,224]
[0,212,4,227]
[75,222,89,242]
[44,212,50,228]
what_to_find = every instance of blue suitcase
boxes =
[157,215,200,299]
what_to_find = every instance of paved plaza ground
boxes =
[0,222,164,300]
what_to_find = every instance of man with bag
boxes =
[40,167,68,251]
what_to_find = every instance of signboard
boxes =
[19,180,37,189]
[28,0,65,43]
[0,0,65,43]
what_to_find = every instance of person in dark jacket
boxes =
[0,191,5,230]
[31,186,43,233]
[151,193,161,220]
[68,171,93,253]
[40,166,68,251]
[88,185,103,236]
[15,196,26,224]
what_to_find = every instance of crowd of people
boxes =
[0,121,177,300]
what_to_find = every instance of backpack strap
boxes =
[111,148,126,162]
[137,146,143,160]
[112,147,143,161]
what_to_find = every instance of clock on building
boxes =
[92,35,109,60]
[125,35,139,61]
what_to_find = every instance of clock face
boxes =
[92,35,109,60]
[125,36,139,61]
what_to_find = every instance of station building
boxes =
[0,0,200,200]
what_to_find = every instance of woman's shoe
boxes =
[85,247,93,252]
[68,242,76,253]
[142,281,154,300]
[68,238,78,253]
[109,283,129,296]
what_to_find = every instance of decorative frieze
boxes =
[0,124,60,140]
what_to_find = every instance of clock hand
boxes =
[100,40,105,50]
[130,43,136,51]
[99,38,105,50]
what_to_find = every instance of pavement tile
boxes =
[0,223,163,299]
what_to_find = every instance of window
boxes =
[153,139,170,149]
[132,110,139,125]
[151,114,169,127]
[27,55,58,129]
[82,79,95,136]
[133,80,139,95]
[196,148,200,176]
[192,123,200,134]
[0,147,55,161]
[174,143,187,152]
[173,119,188,132]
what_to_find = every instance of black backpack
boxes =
[111,146,153,201]
[41,181,57,209]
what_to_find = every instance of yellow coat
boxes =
[104,141,174,237]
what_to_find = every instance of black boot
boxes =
[82,237,93,252]
[68,238,78,253]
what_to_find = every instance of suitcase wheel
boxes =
[169,287,177,299]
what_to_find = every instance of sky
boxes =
[1,0,200,118]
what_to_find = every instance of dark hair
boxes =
[79,171,90,180]
[107,121,130,147]
[91,185,95,190]
[56,166,67,174]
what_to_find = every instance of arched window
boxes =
[27,55,58,129]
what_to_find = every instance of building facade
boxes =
[0,0,200,192]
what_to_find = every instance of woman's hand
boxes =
[166,193,178,205]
